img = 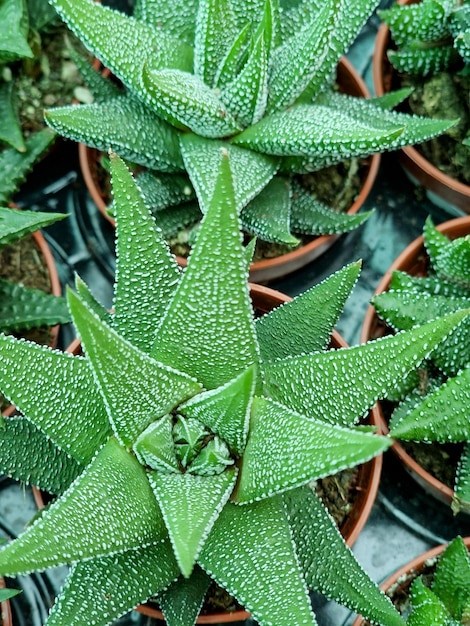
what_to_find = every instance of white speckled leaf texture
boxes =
[157,567,211,626]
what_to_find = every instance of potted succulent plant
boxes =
[43,0,454,281]
[361,215,470,513]
[374,0,470,214]
[352,536,470,625]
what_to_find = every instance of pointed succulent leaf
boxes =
[152,202,202,239]
[0,0,33,63]
[0,280,71,333]
[423,216,451,263]
[390,366,470,444]
[0,415,82,495]
[230,0,268,27]
[213,22,251,88]
[110,154,182,351]
[0,206,66,248]
[232,103,405,164]
[133,170,195,212]
[151,151,258,390]
[432,240,470,289]
[253,0,281,59]
[256,262,361,361]
[149,468,238,578]
[194,0,238,87]
[283,487,406,626]
[453,444,470,515]
[49,0,193,100]
[46,540,179,626]
[45,97,184,172]
[0,333,110,464]
[289,180,373,235]
[180,133,279,213]
[241,176,299,245]
[199,496,317,626]
[263,310,470,427]
[280,0,323,40]
[371,88,415,111]
[379,0,450,47]
[134,0,198,45]
[234,396,390,503]
[157,567,212,626]
[387,46,457,76]
[0,82,25,152]
[0,588,20,602]
[133,416,180,473]
[67,288,201,447]
[0,129,55,203]
[68,46,123,103]
[389,270,469,299]
[75,275,112,325]
[141,67,242,137]
[267,0,339,113]
[180,366,256,455]
[432,536,470,620]
[221,33,268,127]
[407,577,452,625]
[0,439,166,576]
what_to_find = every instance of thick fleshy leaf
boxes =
[152,202,202,239]
[213,23,251,88]
[0,206,66,248]
[0,333,110,465]
[134,0,198,45]
[45,97,184,172]
[180,366,256,455]
[46,540,179,626]
[390,366,470,443]
[0,280,71,333]
[199,496,317,626]
[256,262,361,361]
[0,439,165,576]
[49,0,193,100]
[234,396,390,503]
[454,444,470,515]
[283,487,405,626]
[132,170,195,212]
[158,567,212,626]
[263,310,470,427]
[141,67,241,137]
[194,0,237,87]
[75,276,112,325]
[407,578,452,625]
[0,0,32,63]
[67,288,201,447]
[133,416,179,473]
[389,270,469,299]
[149,468,238,577]
[379,0,449,48]
[432,536,470,620]
[433,237,470,288]
[423,216,452,263]
[0,82,25,152]
[151,151,258,390]
[253,0,281,60]
[110,154,182,352]
[180,134,279,213]
[68,46,123,103]
[0,415,82,495]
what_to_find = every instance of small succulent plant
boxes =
[43,0,455,251]
[371,216,470,514]
[379,0,470,77]
[0,128,70,336]
[0,152,467,626]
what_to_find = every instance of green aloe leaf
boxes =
[45,97,184,172]
[180,365,256,455]
[0,333,110,465]
[0,588,21,602]
[379,0,449,47]
[0,206,66,248]
[423,216,451,263]
[75,275,112,325]
[141,67,242,137]
[149,468,238,577]
[151,151,258,390]
[371,88,414,111]
[133,416,179,473]
[432,536,470,620]
[256,261,361,361]
[241,176,299,245]
[194,0,237,88]
[234,396,390,503]
[180,134,278,213]
[110,154,182,352]
[0,128,56,203]
[49,0,193,99]
[0,280,71,333]
[253,0,281,60]
[68,46,123,103]
[389,270,469,299]
[157,567,212,626]
[134,0,198,44]
[131,170,195,212]
[263,309,470,427]
[390,366,470,443]
[387,46,457,76]
[289,180,373,235]
[0,439,165,576]
[152,202,202,239]
[0,415,82,495]
[283,487,405,626]
[407,578,452,625]
[46,540,179,626]
[454,444,470,515]
[67,288,201,447]
[0,82,25,152]
[0,0,33,63]
[213,22,251,88]
[267,0,339,113]
[198,496,317,626]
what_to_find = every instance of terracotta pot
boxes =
[0,577,13,626]
[350,537,470,625]
[373,0,470,215]
[360,215,470,507]
[78,57,380,283]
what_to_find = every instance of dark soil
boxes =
[316,466,360,529]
